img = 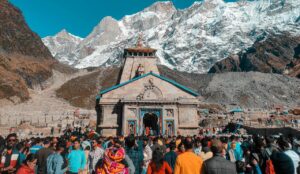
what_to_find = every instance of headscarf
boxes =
[97,147,128,174]
[81,141,91,150]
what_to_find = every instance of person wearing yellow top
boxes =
[174,138,203,174]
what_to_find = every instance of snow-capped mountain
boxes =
[43,0,300,73]
[43,29,82,64]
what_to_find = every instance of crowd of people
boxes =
[0,127,300,174]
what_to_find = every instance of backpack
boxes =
[265,159,275,174]
[265,149,275,174]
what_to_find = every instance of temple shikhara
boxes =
[96,37,200,136]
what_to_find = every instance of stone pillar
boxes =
[122,105,126,135]
[95,98,102,133]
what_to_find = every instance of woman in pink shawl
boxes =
[97,139,129,174]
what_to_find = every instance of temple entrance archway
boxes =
[143,113,158,135]
[140,108,161,136]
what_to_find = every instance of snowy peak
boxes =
[92,16,119,34]
[145,1,176,17]
[43,29,83,44]
[42,29,82,65]
[55,29,83,41]
[203,0,225,6]
[121,2,176,33]
[83,16,121,46]
[43,0,300,72]
[56,29,68,36]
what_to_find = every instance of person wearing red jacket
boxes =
[16,154,37,174]
[147,147,172,174]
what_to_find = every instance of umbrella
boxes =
[229,108,243,113]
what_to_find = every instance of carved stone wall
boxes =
[102,75,197,100]
[136,78,163,100]
[120,56,160,83]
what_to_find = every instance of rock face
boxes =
[56,67,122,109]
[0,0,54,103]
[158,65,300,108]
[209,33,300,78]
[43,0,300,73]
[56,65,300,109]
[0,1,53,58]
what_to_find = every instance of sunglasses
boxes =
[8,139,16,142]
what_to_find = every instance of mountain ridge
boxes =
[43,0,300,73]
[55,65,300,109]
[0,0,75,104]
[208,32,300,78]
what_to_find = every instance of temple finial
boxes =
[136,34,143,47]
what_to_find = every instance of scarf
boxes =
[97,147,128,174]
[0,149,19,168]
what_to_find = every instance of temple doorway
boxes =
[143,113,158,136]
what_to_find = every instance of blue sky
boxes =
[10,0,236,38]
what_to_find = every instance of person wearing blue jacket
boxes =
[29,138,43,154]
[47,143,68,174]
[227,136,243,161]
[67,139,86,174]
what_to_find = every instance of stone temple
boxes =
[96,37,200,136]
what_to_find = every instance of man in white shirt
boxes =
[89,139,104,174]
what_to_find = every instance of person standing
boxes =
[164,141,177,171]
[278,138,300,174]
[0,133,20,174]
[176,142,185,156]
[51,127,54,136]
[142,137,152,174]
[202,140,237,174]
[16,154,37,174]
[125,136,143,174]
[67,139,86,174]
[194,139,202,156]
[29,138,43,154]
[271,150,294,174]
[16,143,29,165]
[200,139,213,161]
[96,139,129,174]
[47,143,68,174]
[89,139,104,174]
[174,138,203,174]
[228,142,237,162]
[147,148,172,174]
[36,139,53,174]
[151,138,166,154]
[82,145,90,174]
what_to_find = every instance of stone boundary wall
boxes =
[240,124,300,137]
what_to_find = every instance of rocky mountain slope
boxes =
[209,33,300,78]
[56,67,121,109]
[0,1,52,58]
[43,0,300,73]
[56,65,300,109]
[0,0,64,103]
[159,66,300,109]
